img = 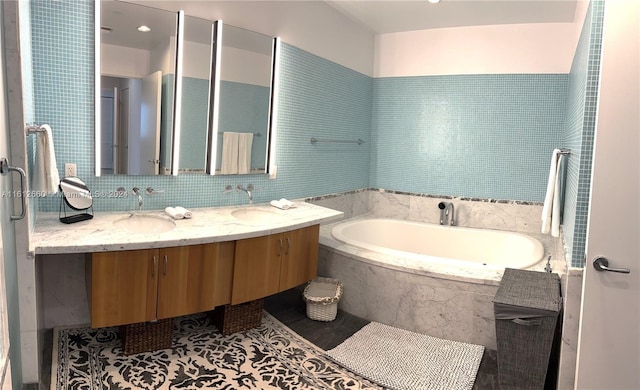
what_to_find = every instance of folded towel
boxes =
[551,155,565,237]
[165,207,184,220]
[221,132,239,174]
[32,124,60,194]
[237,133,254,174]
[270,198,294,210]
[174,206,192,219]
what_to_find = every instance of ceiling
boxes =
[324,0,579,34]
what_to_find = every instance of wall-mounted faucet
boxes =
[237,184,255,204]
[131,187,143,210]
[438,201,455,226]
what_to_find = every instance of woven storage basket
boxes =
[303,277,343,321]
[120,318,173,356]
[493,268,561,389]
[213,299,263,335]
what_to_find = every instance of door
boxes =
[232,234,282,304]
[140,71,162,175]
[100,89,115,175]
[575,1,639,388]
[279,225,319,291]
[90,250,158,327]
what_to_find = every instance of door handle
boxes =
[0,158,26,220]
[593,256,630,274]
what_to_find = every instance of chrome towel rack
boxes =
[310,137,365,145]
[25,123,47,136]
[558,149,571,155]
[218,132,262,137]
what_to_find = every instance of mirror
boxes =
[59,177,94,224]
[97,1,178,175]
[181,20,277,175]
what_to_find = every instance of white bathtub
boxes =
[331,218,544,271]
[319,217,548,349]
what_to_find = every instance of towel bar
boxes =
[218,132,261,137]
[25,123,47,135]
[310,137,365,145]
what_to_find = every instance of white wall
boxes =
[374,22,578,77]
[182,40,271,86]
[101,43,149,79]
[128,0,375,77]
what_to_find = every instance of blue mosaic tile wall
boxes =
[28,0,372,212]
[371,74,567,202]
[562,0,604,268]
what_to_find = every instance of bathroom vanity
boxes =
[31,203,342,329]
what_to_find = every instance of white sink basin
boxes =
[231,208,282,224]
[114,214,176,234]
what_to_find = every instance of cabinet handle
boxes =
[164,255,168,276]
[152,256,157,277]
[277,239,283,256]
[285,237,290,255]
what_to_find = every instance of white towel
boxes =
[551,155,564,237]
[541,149,561,235]
[237,133,254,174]
[165,207,184,220]
[221,132,239,174]
[270,198,294,210]
[174,206,192,219]
[33,124,60,194]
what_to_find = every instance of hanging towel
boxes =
[237,133,254,174]
[541,149,561,235]
[32,124,60,194]
[221,132,239,174]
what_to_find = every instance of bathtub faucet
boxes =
[438,201,455,226]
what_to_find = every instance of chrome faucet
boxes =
[237,184,254,204]
[438,201,455,226]
[132,187,143,210]
[445,203,455,226]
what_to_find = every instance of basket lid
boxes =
[493,268,561,313]
[303,277,343,303]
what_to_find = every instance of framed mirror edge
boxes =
[171,10,185,176]
[94,0,101,176]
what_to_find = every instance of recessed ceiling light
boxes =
[137,25,151,32]
[428,0,441,3]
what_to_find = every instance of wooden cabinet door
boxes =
[90,250,158,327]
[232,234,282,304]
[156,242,235,319]
[279,225,319,291]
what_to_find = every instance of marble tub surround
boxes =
[318,215,566,351]
[368,189,545,234]
[317,245,500,350]
[306,189,369,220]
[31,202,343,255]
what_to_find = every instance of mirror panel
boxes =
[97,1,177,175]
[210,23,275,175]
[177,15,214,174]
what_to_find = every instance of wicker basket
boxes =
[213,299,263,335]
[120,319,173,356]
[303,277,343,321]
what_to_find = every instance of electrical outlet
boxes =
[64,163,77,177]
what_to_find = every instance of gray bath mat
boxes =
[326,322,484,390]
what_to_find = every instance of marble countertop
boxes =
[31,202,344,255]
